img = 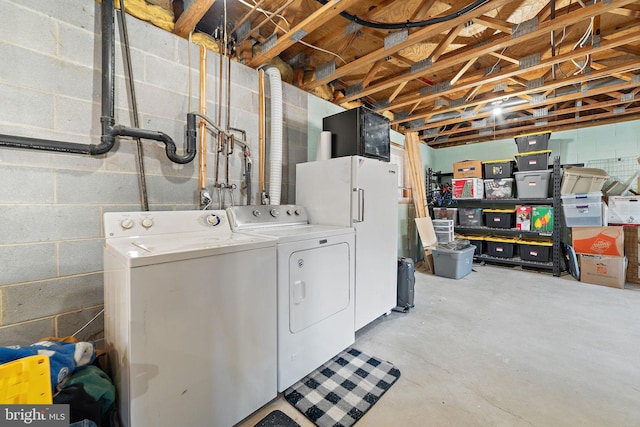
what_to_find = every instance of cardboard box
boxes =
[453,160,483,179]
[516,205,531,231]
[607,196,640,224]
[572,226,624,256]
[624,226,639,284]
[579,254,627,289]
[532,206,553,232]
[452,178,484,199]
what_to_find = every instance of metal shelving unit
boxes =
[454,156,563,276]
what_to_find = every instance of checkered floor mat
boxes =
[283,348,401,427]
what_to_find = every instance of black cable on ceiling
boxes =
[314,0,490,30]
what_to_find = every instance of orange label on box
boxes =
[572,226,624,256]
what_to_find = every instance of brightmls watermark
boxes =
[0,405,69,426]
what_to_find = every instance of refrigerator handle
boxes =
[353,188,365,223]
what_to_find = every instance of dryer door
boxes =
[286,241,351,333]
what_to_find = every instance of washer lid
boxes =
[105,231,276,267]
[236,224,354,243]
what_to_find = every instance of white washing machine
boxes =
[226,205,355,392]
[103,210,278,427]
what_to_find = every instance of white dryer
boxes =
[103,210,277,427]
[227,205,355,392]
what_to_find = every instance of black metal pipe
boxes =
[0,134,91,154]
[245,160,252,205]
[99,0,196,164]
[0,0,197,165]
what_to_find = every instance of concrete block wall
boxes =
[0,0,308,346]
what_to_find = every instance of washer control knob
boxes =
[294,208,302,216]
[252,209,261,217]
[120,219,134,230]
[141,218,154,229]
[270,208,279,217]
[205,214,221,226]
[286,209,294,216]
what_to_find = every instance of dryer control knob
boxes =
[286,209,294,216]
[270,208,279,217]
[141,218,154,229]
[252,209,261,217]
[294,209,302,216]
[120,219,134,230]
[206,214,221,226]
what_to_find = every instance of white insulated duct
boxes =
[264,66,283,205]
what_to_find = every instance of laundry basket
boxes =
[0,355,52,404]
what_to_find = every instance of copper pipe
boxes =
[198,44,207,192]
[258,69,265,195]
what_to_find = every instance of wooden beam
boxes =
[388,82,408,103]
[450,58,475,85]
[304,0,515,90]
[591,61,635,81]
[410,0,438,20]
[335,0,638,104]
[399,59,640,127]
[362,60,386,88]
[610,7,640,18]
[430,24,464,62]
[248,0,361,68]
[231,0,269,35]
[389,28,640,117]
[418,77,640,136]
[473,15,513,34]
[244,0,296,42]
[174,0,216,38]
[488,51,519,64]
[428,107,640,147]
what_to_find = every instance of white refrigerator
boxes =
[296,156,398,331]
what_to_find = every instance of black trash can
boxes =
[395,257,415,312]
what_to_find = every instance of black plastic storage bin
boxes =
[466,236,485,256]
[396,257,415,311]
[518,241,552,262]
[484,209,515,229]
[485,237,516,258]
[514,131,551,153]
[514,150,552,171]
[482,159,515,179]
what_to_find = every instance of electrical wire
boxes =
[72,309,105,338]
[570,17,593,75]
[240,0,348,64]
[314,0,490,30]
[237,0,290,33]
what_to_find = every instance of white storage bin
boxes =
[561,192,602,205]
[563,202,603,227]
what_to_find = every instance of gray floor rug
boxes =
[283,348,401,427]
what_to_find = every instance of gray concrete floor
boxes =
[239,265,640,427]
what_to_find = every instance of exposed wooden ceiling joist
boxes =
[174,0,216,38]
[159,0,640,148]
[247,0,362,68]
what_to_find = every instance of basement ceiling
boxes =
[154,0,640,148]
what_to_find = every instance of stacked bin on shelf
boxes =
[513,132,553,238]
[483,159,515,199]
[558,167,627,288]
